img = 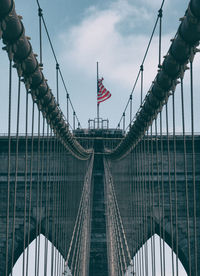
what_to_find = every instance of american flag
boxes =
[97,78,111,104]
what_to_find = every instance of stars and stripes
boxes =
[97,78,111,104]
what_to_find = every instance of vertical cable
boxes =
[129,151,134,266]
[11,76,21,276]
[5,59,12,276]
[37,117,45,276]
[44,124,50,276]
[158,8,163,68]
[73,111,76,130]
[150,125,156,276]
[140,65,144,106]
[180,78,191,276]
[133,148,137,276]
[37,6,43,272]
[67,93,69,123]
[56,63,59,105]
[60,144,65,276]
[51,134,57,276]
[147,128,154,276]
[160,112,166,276]
[172,92,179,276]
[135,146,140,276]
[55,139,61,276]
[47,128,54,276]
[143,135,149,276]
[139,141,145,276]
[56,140,60,276]
[35,110,41,276]
[165,102,175,276]
[155,118,163,276]
[130,95,132,129]
[190,60,197,276]
[38,7,43,66]
[158,24,164,276]
[123,112,125,134]
[22,89,29,276]
[26,101,35,276]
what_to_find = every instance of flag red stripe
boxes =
[98,93,111,104]
[97,77,111,104]
[98,91,110,100]
[98,88,107,96]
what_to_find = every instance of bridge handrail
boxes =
[0,0,92,160]
[106,0,200,160]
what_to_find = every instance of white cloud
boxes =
[59,0,172,92]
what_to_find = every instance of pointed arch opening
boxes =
[12,234,70,276]
[126,234,187,276]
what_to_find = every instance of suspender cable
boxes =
[190,60,197,276]
[66,93,69,123]
[147,129,153,276]
[73,111,76,131]
[140,141,145,276]
[11,76,21,276]
[22,89,29,276]
[135,145,141,276]
[37,6,43,67]
[172,92,179,276]
[129,152,134,261]
[54,138,58,276]
[158,8,163,68]
[160,112,166,276]
[55,140,61,276]
[5,59,12,276]
[132,150,136,274]
[123,113,125,134]
[37,117,45,276]
[138,142,143,276]
[143,135,149,276]
[130,95,132,129]
[155,118,163,276]
[57,142,62,276]
[44,124,50,276]
[140,65,144,106]
[60,145,66,276]
[51,135,56,276]
[26,102,35,276]
[60,149,65,276]
[165,102,175,276]
[150,125,156,276]
[35,110,41,276]
[180,78,191,276]
[56,63,59,105]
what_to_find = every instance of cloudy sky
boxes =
[10,0,189,130]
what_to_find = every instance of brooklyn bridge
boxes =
[0,0,199,275]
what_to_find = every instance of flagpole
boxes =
[97,61,99,129]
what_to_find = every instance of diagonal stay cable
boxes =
[35,0,82,128]
[116,0,165,129]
